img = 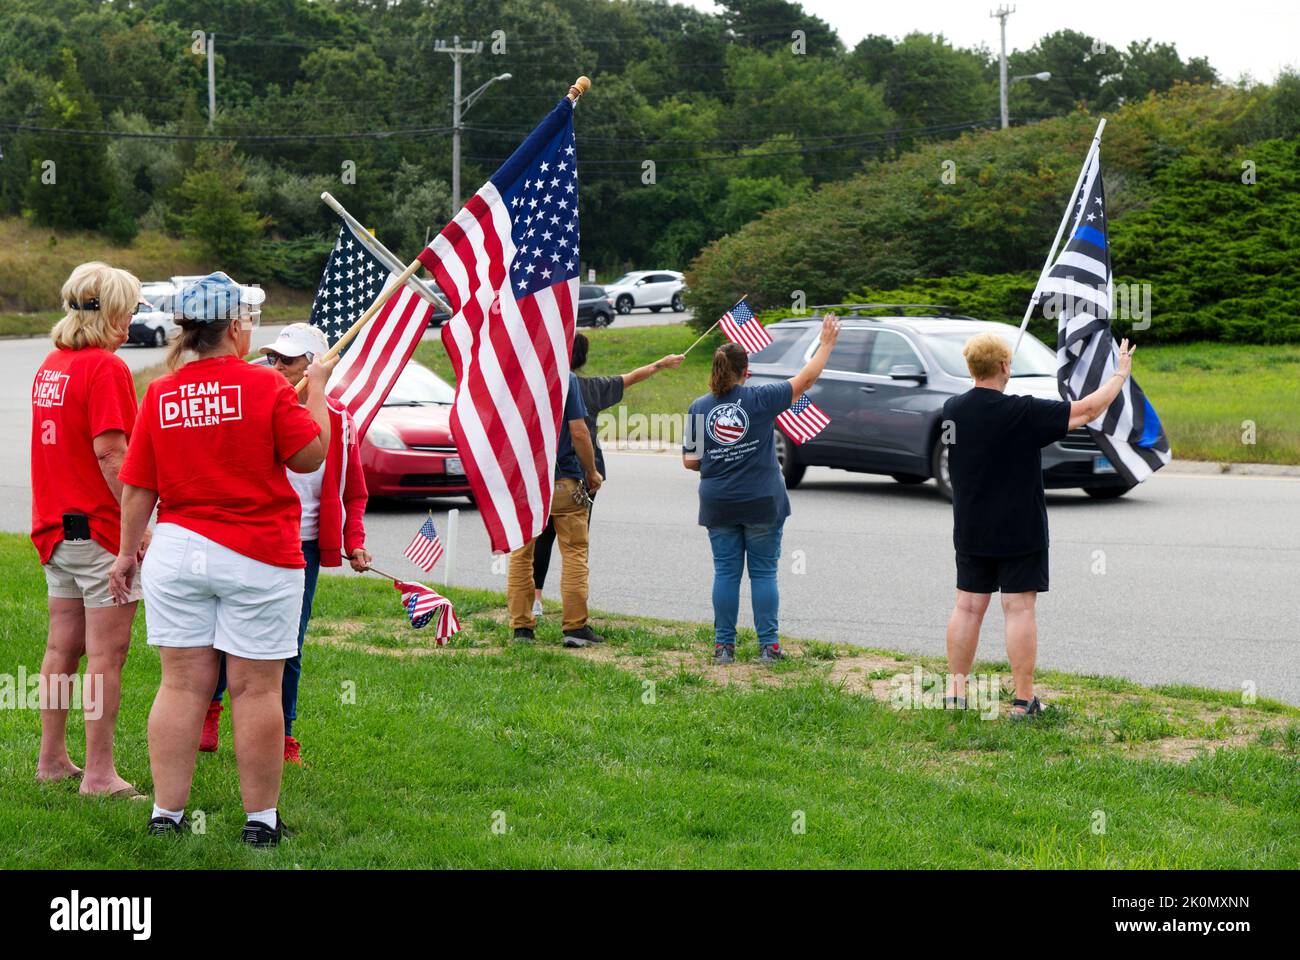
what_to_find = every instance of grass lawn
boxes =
[2,532,1297,869]
[414,326,1300,465]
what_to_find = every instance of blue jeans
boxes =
[212,539,320,736]
[706,520,784,647]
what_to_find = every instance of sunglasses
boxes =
[264,351,308,366]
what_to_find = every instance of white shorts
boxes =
[141,523,303,660]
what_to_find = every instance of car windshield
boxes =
[609,274,639,287]
[926,329,1057,378]
[382,363,455,406]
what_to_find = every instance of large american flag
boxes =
[417,97,580,554]
[718,299,772,354]
[776,395,830,445]
[310,220,437,440]
[1037,145,1171,484]
[394,579,460,642]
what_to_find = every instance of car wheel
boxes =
[1083,485,1133,500]
[892,474,926,485]
[775,430,806,489]
[930,438,953,501]
[671,293,685,312]
[616,295,633,314]
[153,328,166,348]
[594,312,611,328]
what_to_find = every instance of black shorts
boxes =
[955,550,1049,594]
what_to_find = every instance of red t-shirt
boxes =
[31,347,138,564]
[120,355,322,568]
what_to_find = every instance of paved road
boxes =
[601,308,690,328]
[6,333,1297,703]
[350,451,1300,704]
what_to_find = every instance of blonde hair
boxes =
[963,332,1012,380]
[51,262,141,351]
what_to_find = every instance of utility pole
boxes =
[435,36,484,214]
[206,32,216,128]
[991,6,1014,129]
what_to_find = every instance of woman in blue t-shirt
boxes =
[683,314,839,663]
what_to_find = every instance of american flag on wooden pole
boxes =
[717,298,772,354]
[416,78,590,554]
[393,579,460,642]
[305,210,444,440]
[776,394,831,444]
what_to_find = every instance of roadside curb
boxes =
[606,442,1300,476]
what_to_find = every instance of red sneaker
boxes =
[283,735,302,765]
[199,701,222,753]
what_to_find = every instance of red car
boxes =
[360,362,473,501]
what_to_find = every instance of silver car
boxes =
[748,304,1134,500]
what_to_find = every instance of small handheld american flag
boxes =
[776,395,830,445]
[394,580,460,642]
[404,516,445,572]
[718,299,772,354]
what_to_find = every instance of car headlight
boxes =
[367,425,406,450]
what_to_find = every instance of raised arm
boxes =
[622,354,684,388]
[787,314,841,402]
[1068,338,1134,430]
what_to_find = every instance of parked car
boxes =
[423,282,452,327]
[126,281,180,346]
[748,304,1135,500]
[602,270,685,314]
[359,361,472,500]
[577,284,615,327]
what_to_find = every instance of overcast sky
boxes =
[683,0,1297,83]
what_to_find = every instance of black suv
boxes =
[577,284,615,327]
[748,304,1135,500]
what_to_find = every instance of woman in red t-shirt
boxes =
[31,261,147,799]
[109,272,332,847]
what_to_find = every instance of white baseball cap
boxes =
[260,323,329,360]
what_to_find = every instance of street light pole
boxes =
[435,36,484,214]
[991,6,1015,129]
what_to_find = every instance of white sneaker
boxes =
[531,599,543,617]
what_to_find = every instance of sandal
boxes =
[943,695,967,710]
[1009,696,1043,721]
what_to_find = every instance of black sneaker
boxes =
[241,815,286,848]
[147,815,188,837]
[513,627,535,642]
[759,643,785,663]
[563,625,604,647]
[713,642,735,664]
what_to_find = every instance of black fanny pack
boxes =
[62,513,91,541]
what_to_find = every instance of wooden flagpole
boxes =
[682,293,747,357]
[1011,118,1106,358]
[298,76,593,395]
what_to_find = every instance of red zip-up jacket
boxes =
[317,401,368,567]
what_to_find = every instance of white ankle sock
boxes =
[247,808,277,826]
[152,805,183,823]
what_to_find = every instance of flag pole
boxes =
[321,192,452,314]
[342,552,404,583]
[683,293,747,356]
[1011,117,1106,358]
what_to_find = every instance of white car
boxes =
[602,270,686,315]
[127,281,181,347]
